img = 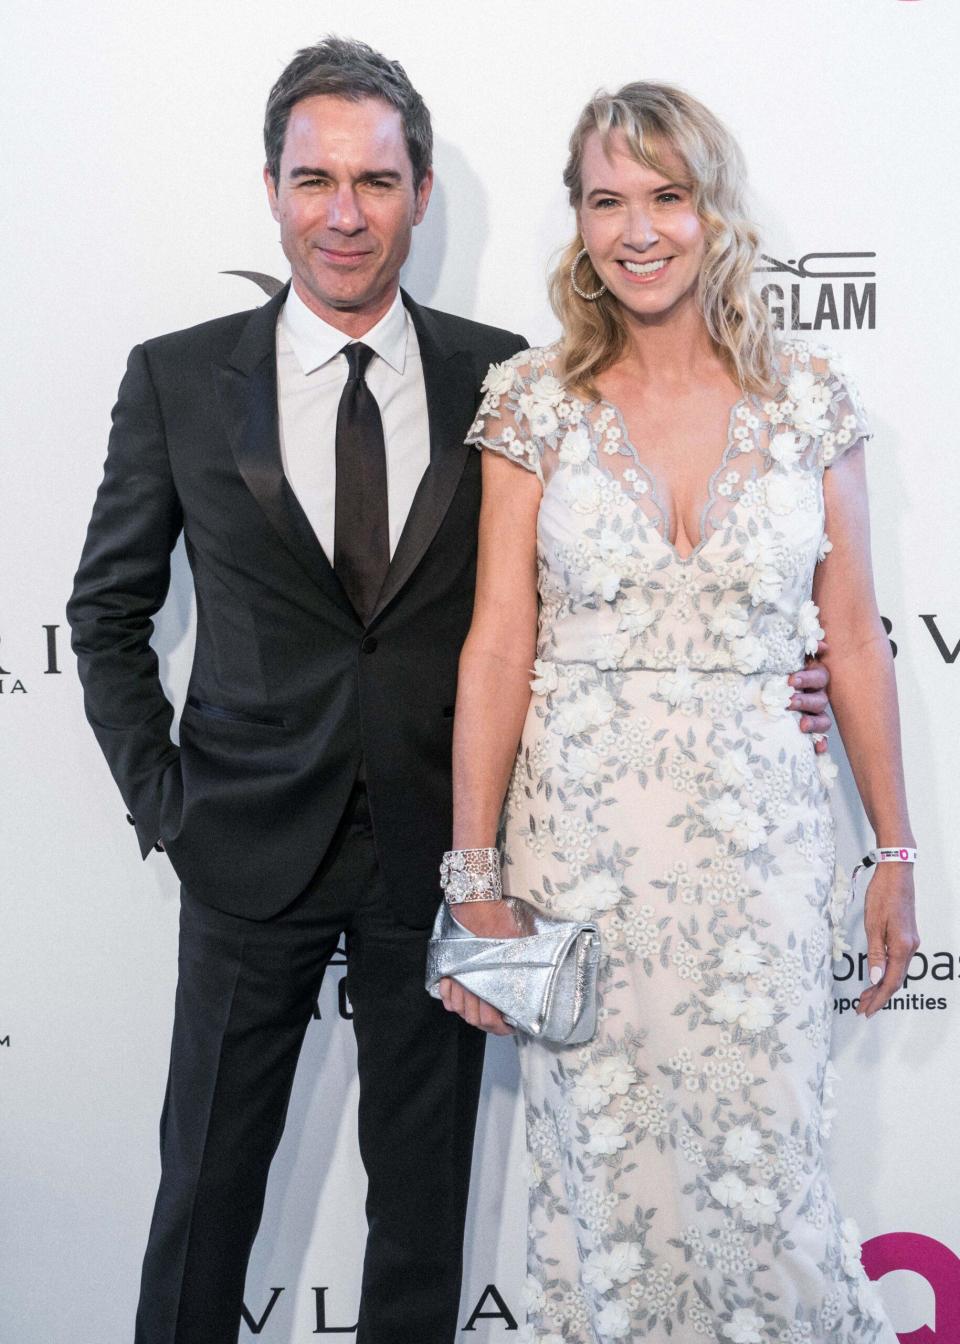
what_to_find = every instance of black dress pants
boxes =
[134,787,486,1344]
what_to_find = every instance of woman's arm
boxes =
[438,450,541,1034]
[813,444,920,1018]
[453,452,541,845]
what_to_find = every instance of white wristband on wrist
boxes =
[852,846,916,886]
[862,847,917,866]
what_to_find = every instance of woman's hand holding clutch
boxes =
[437,900,524,1035]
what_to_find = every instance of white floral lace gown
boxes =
[467,342,897,1344]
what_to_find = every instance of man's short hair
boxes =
[264,36,433,187]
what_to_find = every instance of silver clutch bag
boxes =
[425,898,601,1045]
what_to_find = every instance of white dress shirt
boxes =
[276,284,431,562]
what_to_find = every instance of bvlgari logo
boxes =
[236,1282,518,1334]
[0,624,62,695]
[755,251,876,332]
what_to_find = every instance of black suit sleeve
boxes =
[67,343,184,858]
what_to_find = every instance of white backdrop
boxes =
[2,1,959,1340]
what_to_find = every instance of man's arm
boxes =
[66,342,184,858]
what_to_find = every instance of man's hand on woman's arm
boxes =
[791,638,832,752]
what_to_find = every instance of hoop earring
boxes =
[570,248,606,301]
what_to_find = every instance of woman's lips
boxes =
[617,256,672,283]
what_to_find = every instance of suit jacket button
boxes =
[361,636,378,654]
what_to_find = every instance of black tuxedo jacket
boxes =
[67,286,526,924]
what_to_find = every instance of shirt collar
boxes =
[281,284,408,376]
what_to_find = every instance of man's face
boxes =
[265,94,432,329]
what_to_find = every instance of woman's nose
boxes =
[622,206,659,249]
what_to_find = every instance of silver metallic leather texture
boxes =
[425,898,601,1044]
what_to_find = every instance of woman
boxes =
[439,83,917,1340]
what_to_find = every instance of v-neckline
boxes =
[591,392,758,563]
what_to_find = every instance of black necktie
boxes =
[334,342,389,623]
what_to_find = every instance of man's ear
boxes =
[413,167,434,227]
[264,164,281,223]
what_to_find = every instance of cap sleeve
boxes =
[811,347,871,469]
[465,354,544,481]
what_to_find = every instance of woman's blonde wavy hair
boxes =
[549,81,776,399]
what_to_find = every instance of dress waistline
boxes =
[546,660,797,677]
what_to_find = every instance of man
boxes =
[67,35,833,1344]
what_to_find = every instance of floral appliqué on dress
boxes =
[468,342,895,1342]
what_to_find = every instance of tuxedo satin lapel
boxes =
[372,300,476,620]
[215,294,358,624]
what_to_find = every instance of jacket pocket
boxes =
[185,695,286,728]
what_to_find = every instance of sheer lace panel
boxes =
[466,339,870,557]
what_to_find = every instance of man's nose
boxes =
[327,186,365,234]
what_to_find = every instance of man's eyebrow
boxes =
[287,167,403,183]
[288,166,332,181]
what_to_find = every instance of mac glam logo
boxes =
[756,252,876,333]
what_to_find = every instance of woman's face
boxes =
[577,129,706,325]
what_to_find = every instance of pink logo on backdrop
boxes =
[863,1233,960,1341]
